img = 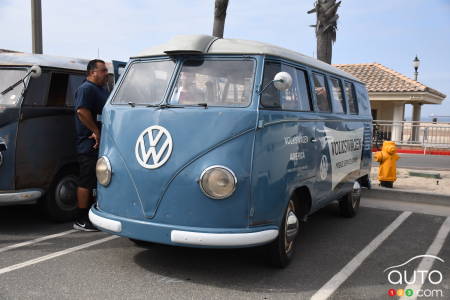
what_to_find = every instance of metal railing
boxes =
[372,120,450,149]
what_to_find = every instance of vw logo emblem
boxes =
[319,154,329,181]
[135,125,173,169]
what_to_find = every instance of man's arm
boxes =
[77,108,100,149]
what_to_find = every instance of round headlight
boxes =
[96,156,112,186]
[199,166,237,199]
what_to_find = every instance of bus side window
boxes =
[296,69,312,111]
[329,77,346,113]
[23,72,51,106]
[312,72,331,112]
[354,83,371,117]
[344,81,358,114]
[65,74,84,107]
[47,73,69,107]
[261,61,281,108]
[280,65,300,111]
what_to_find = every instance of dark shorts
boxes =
[78,154,97,189]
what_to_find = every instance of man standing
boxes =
[73,59,109,231]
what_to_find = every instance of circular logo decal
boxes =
[319,154,329,181]
[135,125,173,169]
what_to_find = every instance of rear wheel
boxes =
[42,168,78,222]
[339,181,361,218]
[267,199,299,268]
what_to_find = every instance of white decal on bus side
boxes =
[323,127,364,189]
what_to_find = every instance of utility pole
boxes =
[31,0,43,54]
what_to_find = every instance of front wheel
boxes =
[42,169,78,222]
[339,181,361,218]
[267,199,299,268]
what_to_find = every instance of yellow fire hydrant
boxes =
[374,141,399,188]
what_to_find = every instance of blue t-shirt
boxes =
[74,80,109,155]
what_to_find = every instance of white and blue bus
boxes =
[90,35,372,267]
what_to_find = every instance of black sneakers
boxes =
[73,217,99,232]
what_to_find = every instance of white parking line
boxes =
[0,235,118,275]
[400,217,450,300]
[311,211,412,300]
[0,229,77,254]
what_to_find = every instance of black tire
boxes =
[42,168,79,222]
[267,199,299,268]
[339,182,361,218]
[129,238,153,248]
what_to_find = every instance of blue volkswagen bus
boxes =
[90,35,372,267]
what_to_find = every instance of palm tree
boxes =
[212,0,229,38]
[308,0,341,64]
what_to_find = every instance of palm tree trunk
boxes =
[212,0,229,38]
[317,30,333,64]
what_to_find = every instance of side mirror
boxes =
[273,72,292,91]
[30,65,42,78]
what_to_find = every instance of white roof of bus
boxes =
[0,52,113,72]
[135,35,359,82]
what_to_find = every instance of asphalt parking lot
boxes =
[1,198,449,300]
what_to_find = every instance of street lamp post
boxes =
[412,55,420,81]
[411,55,421,142]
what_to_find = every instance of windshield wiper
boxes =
[143,103,207,109]
[146,103,185,109]
[196,103,208,109]
[1,79,24,95]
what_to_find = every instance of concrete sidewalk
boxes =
[370,166,449,195]
[363,186,450,206]
[364,166,450,207]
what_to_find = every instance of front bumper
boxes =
[89,207,279,248]
[0,189,43,205]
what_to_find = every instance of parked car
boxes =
[0,52,124,221]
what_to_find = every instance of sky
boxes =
[1,0,449,120]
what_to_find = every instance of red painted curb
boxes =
[371,148,450,156]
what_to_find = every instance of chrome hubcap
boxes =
[284,200,298,253]
[351,181,361,208]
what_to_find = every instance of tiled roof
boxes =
[334,63,446,98]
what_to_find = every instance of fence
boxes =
[372,120,450,149]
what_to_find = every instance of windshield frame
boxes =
[0,66,30,107]
[109,55,258,108]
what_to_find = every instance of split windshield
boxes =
[169,59,255,107]
[113,60,176,105]
[112,58,255,107]
[0,69,27,106]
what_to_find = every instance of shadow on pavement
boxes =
[0,204,70,238]
[132,204,368,294]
